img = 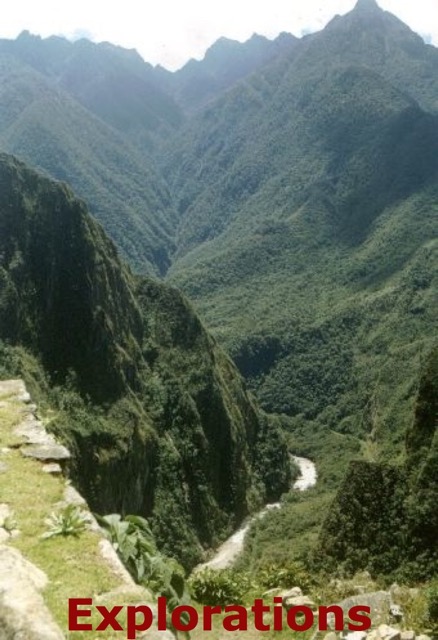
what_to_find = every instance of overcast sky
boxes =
[0,0,436,70]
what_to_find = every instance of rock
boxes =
[389,603,403,620]
[0,529,10,543]
[377,624,401,640]
[99,539,136,587]
[0,462,8,473]
[0,545,64,639]
[63,484,87,506]
[17,391,31,403]
[21,443,70,461]
[324,633,338,640]
[400,631,415,640]
[19,403,38,414]
[416,635,431,640]
[337,591,390,625]
[345,632,367,640]
[14,418,56,446]
[280,586,303,599]
[42,463,62,474]
[283,594,317,610]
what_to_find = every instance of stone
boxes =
[377,624,401,640]
[337,591,390,625]
[17,391,31,403]
[400,631,415,640]
[63,484,87,506]
[14,418,56,446]
[0,462,8,473]
[99,539,136,587]
[345,632,367,640]
[21,443,70,461]
[283,594,317,610]
[324,633,338,640]
[280,586,303,599]
[389,603,403,620]
[0,529,10,543]
[416,635,431,640]
[42,463,62,474]
[0,545,64,639]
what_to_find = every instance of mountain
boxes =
[0,45,177,275]
[0,152,290,569]
[0,31,183,147]
[319,346,438,580]
[157,32,299,113]
[163,0,438,467]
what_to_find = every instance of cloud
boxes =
[0,0,436,70]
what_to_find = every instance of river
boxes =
[195,455,317,571]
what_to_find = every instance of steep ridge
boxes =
[156,32,299,113]
[0,152,291,569]
[0,31,183,148]
[164,0,438,463]
[0,49,175,275]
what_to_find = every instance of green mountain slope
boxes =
[0,31,183,148]
[319,345,438,580]
[156,32,298,113]
[0,52,176,275]
[0,152,290,569]
[164,0,438,461]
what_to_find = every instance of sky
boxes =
[0,0,437,70]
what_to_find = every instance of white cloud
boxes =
[0,0,436,70]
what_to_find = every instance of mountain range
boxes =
[0,0,436,577]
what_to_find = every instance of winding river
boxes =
[195,455,317,571]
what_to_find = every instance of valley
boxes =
[0,0,436,636]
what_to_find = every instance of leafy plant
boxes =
[426,582,438,629]
[256,561,314,591]
[97,513,191,632]
[42,504,88,539]
[188,568,254,606]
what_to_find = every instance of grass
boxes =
[0,389,150,638]
[190,603,316,640]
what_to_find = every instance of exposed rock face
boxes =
[0,545,64,640]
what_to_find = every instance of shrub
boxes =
[189,569,253,606]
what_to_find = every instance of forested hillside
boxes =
[164,0,438,462]
[0,153,290,569]
[0,0,436,581]
[0,35,179,274]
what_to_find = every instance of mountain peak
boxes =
[353,0,381,12]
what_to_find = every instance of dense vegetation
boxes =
[0,0,436,581]
[319,347,438,581]
[0,153,290,569]
[162,0,437,469]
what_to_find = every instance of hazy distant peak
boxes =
[353,0,381,11]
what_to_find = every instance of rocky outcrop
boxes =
[0,545,64,640]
